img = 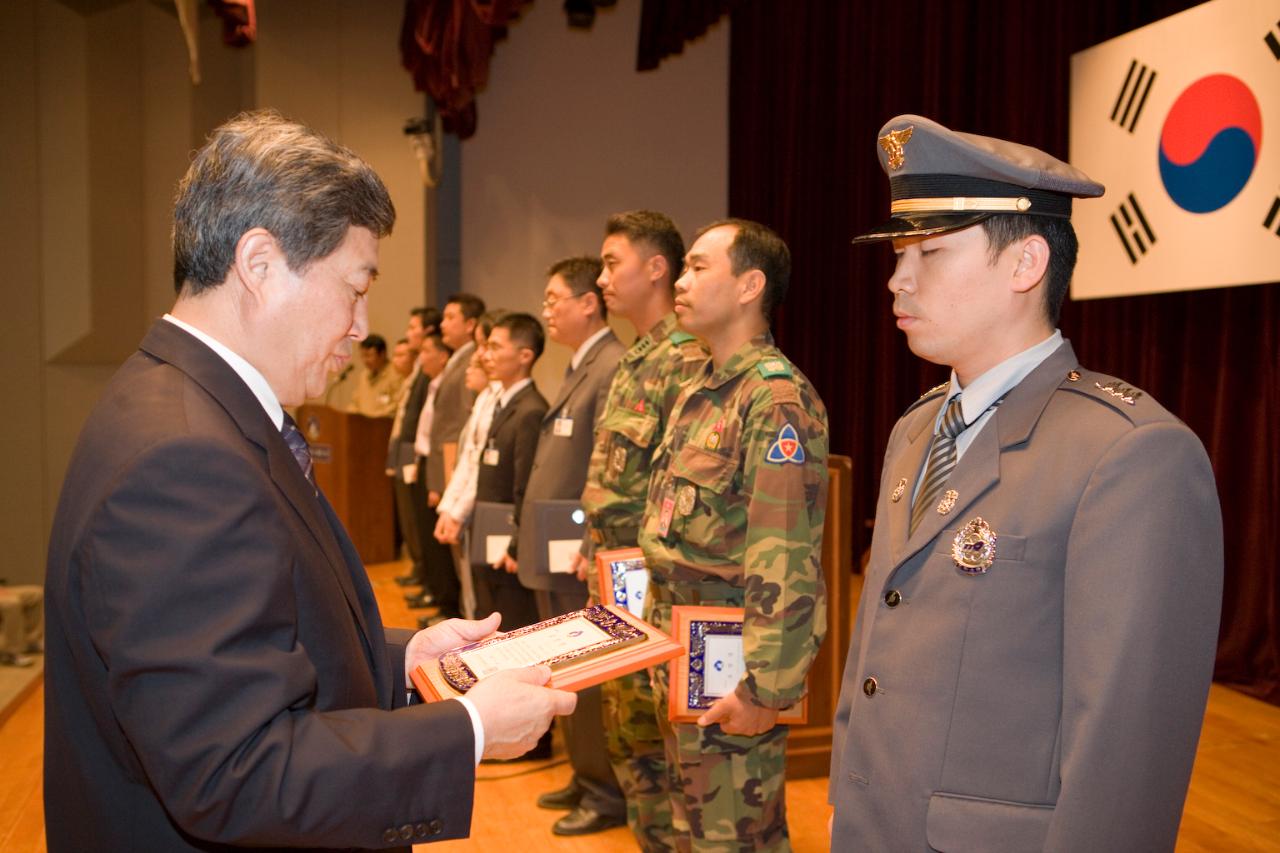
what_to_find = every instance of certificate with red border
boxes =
[411,604,682,702]
[668,605,808,724]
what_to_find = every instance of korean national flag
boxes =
[1069,0,1280,299]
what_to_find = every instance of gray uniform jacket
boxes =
[516,330,625,593]
[830,340,1223,853]
[426,341,477,494]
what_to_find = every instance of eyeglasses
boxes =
[541,292,588,310]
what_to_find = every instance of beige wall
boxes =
[458,1,728,395]
[0,0,428,584]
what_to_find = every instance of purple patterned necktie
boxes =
[281,413,316,491]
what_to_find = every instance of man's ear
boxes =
[1010,235,1050,295]
[737,269,766,307]
[232,228,284,302]
[647,253,669,286]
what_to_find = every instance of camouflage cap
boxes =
[852,114,1105,244]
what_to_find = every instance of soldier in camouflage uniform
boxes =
[639,218,829,852]
[567,211,707,849]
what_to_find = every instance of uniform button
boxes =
[884,590,902,607]
[399,823,414,840]
[382,828,398,843]
[414,822,429,838]
[862,676,879,697]
[429,818,444,835]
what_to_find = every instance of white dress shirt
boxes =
[438,381,501,523]
[413,374,443,459]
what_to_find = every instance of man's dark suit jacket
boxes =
[43,321,476,852]
[475,381,548,538]
[516,330,624,594]
[387,368,428,472]
[426,341,477,494]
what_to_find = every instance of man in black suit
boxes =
[474,313,548,633]
[42,110,574,852]
[388,305,438,590]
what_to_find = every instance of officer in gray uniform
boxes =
[829,115,1223,852]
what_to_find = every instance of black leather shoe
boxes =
[536,783,582,810]
[394,574,421,587]
[405,593,436,609]
[551,807,625,836]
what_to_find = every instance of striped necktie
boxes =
[910,395,966,535]
[281,413,316,492]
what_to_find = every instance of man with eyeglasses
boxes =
[515,256,626,835]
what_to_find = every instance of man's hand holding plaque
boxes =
[405,611,578,760]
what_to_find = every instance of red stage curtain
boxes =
[727,0,1280,704]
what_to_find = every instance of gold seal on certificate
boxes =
[411,604,683,702]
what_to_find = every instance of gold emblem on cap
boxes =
[952,517,997,574]
[879,126,914,171]
[890,477,907,503]
[936,489,958,515]
[676,484,697,516]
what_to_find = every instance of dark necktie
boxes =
[281,413,316,491]
[910,395,965,535]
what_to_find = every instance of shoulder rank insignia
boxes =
[1094,379,1142,406]
[765,422,805,464]
[879,126,913,171]
[920,382,948,401]
[757,358,792,380]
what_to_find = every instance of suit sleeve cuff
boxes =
[454,696,485,765]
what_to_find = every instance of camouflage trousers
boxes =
[590,557,676,851]
[648,598,791,853]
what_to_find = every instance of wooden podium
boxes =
[295,405,396,565]
[785,454,854,778]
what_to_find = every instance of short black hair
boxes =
[359,333,387,355]
[605,210,684,290]
[420,332,452,357]
[694,218,791,320]
[447,293,486,322]
[411,306,442,334]
[493,312,545,362]
[981,215,1078,326]
[478,310,507,341]
[547,256,606,318]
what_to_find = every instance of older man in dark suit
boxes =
[515,257,627,835]
[42,110,574,853]
[829,115,1223,851]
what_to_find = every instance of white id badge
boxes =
[482,447,500,466]
[553,416,574,437]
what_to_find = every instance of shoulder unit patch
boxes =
[765,422,806,464]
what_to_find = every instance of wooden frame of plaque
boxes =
[411,603,683,702]
[594,547,648,617]
[668,605,808,724]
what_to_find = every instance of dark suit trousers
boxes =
[472,563,539,633]
[409,459,461,618]
[536,588,625,817]
[392,476,422,576]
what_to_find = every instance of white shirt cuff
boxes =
[453,696,485,765]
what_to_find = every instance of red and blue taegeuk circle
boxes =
[1158,74,1262,214]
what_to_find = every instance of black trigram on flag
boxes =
[1264,193,1280,237]
[1110,59,1156,133]
[1111,193,1157,264]
[1265,20,1280,60]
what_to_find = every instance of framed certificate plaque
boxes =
[595,547,649,618]
[412,604,683,702]
[668,605,808,724]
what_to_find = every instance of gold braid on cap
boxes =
[891,196,1033,214]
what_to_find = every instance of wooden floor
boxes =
[5,560,1279,851]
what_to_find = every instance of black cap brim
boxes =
[851,212,994,245]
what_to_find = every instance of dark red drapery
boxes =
[727,0,1280,703]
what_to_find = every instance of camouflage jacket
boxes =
[639,332,829,709]
[580,313,707,544]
